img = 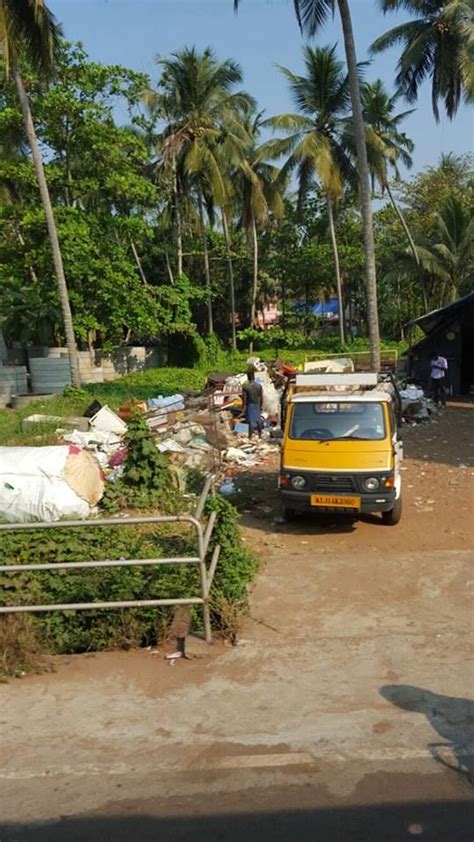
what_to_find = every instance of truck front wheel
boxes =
[382,494,402,525]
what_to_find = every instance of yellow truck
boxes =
[279,372,403,525]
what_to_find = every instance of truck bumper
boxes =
[280,489,397,514]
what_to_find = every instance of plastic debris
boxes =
[158,439,187,454]
[90,405,127,435]
[147,394,185,413]
[219,479,238,495]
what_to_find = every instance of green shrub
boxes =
[237,328,406,355]
[0,497,258,677]
[205,495,259,603]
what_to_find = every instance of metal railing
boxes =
[0,476,220,643]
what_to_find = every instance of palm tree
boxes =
[234,0,382,370]
[265,45,357,344]
[371,0,474,121]
[385,195,473,310]
[1,0,81,386]
[151,47,253,334]
[360,79,420,266]
[232,112,285,337]
[418,196,473,303]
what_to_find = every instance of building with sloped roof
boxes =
[407,293,474,395]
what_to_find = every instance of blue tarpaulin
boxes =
[292,298,339,316]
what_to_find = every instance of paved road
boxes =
[1,546,473,841]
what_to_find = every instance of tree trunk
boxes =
[13,68,81,387]
[396,275,405,341]
[171,154,183,277]
[250,215,259,329]
[249,216,259,352]
[222,210,237,350]
[337,0,380,372]
[165,252,174,285]
[16,227,39,285]
[327,197,345,345]
[281,274,286,332]
[385,181,419,267]
[130,240,148,285]
[197,191,213,334]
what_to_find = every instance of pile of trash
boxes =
[67,356,290,500]
[399,385,439,425]
[0,356,298,521]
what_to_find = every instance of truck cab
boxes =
[279,372,403,525]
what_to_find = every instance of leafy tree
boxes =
[0,43,198,350]
[383,196,473,315]
[231,110,284,336]
[147,46,254,334]
[371,0,474,120]
[0,0,81,385]
[266,45,357,343]
[416,196,473,302]
[398,153,474,234]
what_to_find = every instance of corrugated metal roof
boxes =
[409,292,474,334]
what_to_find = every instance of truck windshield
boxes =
[289,401,386,441]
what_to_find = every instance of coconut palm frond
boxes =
[1,0,62,77]
[372,0,472,120]
[293,0,335,36]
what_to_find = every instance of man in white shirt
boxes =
[430,351,448,406]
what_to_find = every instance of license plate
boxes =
[311,494,361,510]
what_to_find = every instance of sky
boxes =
[52,0,473,176]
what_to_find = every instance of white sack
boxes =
[0,445,90,522]
[0,476,90,522]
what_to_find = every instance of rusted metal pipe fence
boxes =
[0,475,220,643]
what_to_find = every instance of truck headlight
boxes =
[364,477,380,492]
[291,475,307,490]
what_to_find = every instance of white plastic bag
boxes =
[260,382,280,416]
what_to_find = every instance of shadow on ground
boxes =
[2,800,473,841]
[381,685,474,788]
[234,468,382,535]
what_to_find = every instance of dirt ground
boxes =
[0,401,473,840]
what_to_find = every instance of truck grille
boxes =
[313,475,356,493]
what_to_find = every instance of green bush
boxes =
[100,412,173,512]
[0,498,258,677]
[166,332,227,369]
[237,328,406,355]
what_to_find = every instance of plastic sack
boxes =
[0,445,98,522]
[63,449,104,506]
[147,394,185,413]
[260,382,280,416]
[0,476,90,523]
[400,386,425,402]
[246,357,267,372]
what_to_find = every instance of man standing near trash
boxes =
[242,370,263,439]
[430,351,448,406]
